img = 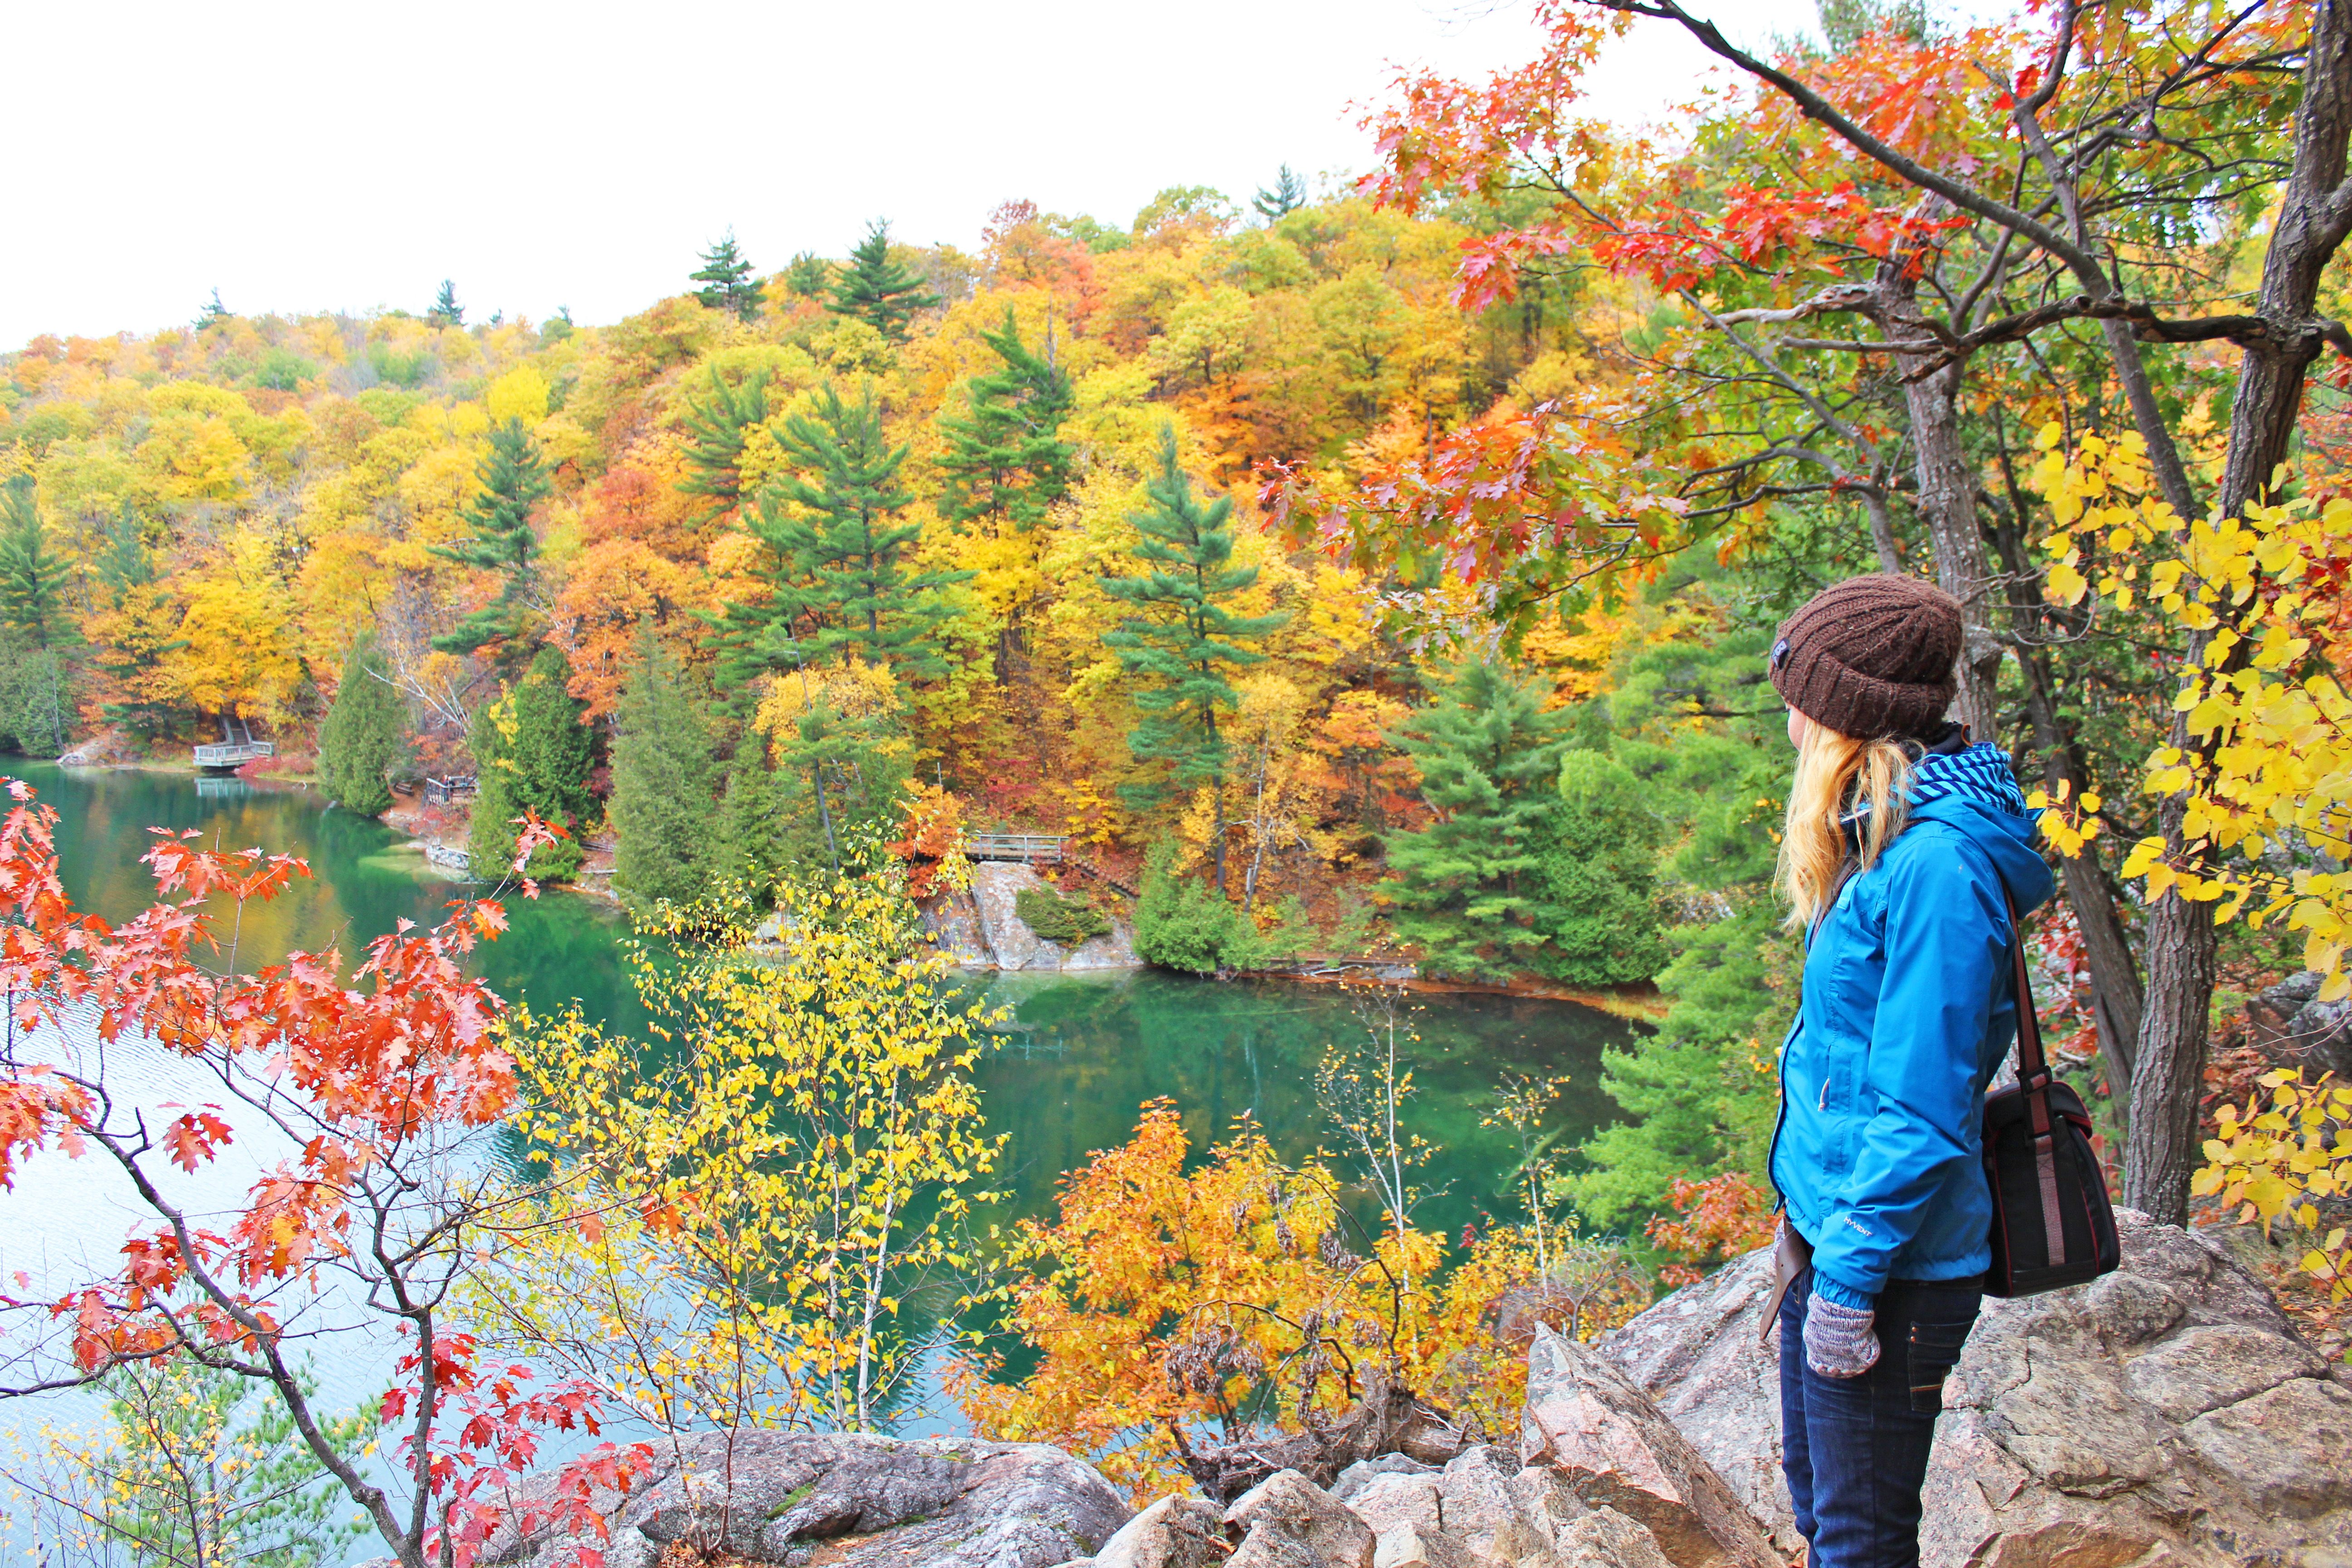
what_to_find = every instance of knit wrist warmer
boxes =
[1809,1273,1876,1311]
[1803,1295,1881,1379]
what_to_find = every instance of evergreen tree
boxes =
[426,280,465,328]
[679,367,772,526]
[712,744,795,893]
[826,220,940,343]
[316,634,403,816]
[1100,428,1288,892]
[431,418,552,657]
[690,230,764,322]
[1253,165,1307,221]
[468,645,593,882]
[196,289,230,330]
[0,649,71,758]
[98,500,154,603]
[1532,748,1666,985]
[609,626,717,911]
[0,475,68,647]
[1382,661,1574,982]
[936,310,1075,536]
[706,382,967,690]
[783,252,833,298]
[1132,842,1254,974]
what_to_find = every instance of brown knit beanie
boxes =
[1769,573,1963,740]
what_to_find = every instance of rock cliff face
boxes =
[926,862,1139,972]
[1597,1208,2352,1568]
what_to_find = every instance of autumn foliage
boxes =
[0,784,643,1568]
[952,1100,1570,1500]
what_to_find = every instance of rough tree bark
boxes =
[2127,1,2352,1222]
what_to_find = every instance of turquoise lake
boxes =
[11,760,1638,1242]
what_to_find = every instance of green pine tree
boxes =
[783,251,833,298]
[706,382,968,690]
[827,220,941,343]
[711,744,799,895]
[98,500,154,603]
[431,418,552,657]
[426,280,465,328]
[1252,165,1307,221]
[691,230,764,322]
[316,634,404,816]
[468,645,593,881]
[936,309,1075,536]
[609,626,717,911]
[196,288,231,331]
[1547,567,1798,1223]
[1533,748,1666,985]
[1100,428,1287,892]
[0,475,69,647]
[679,366,772,527]
[1382,661,1574,982]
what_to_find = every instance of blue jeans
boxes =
[1778,1266,1981,1568]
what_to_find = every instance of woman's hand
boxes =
[1803,1294,1881,1378]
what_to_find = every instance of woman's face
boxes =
[1786,705,1808,750]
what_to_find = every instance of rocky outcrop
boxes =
[2246,970,2352,1079]
[1588,1247,1789,1555]
[477,1431,1130,1568]
[1520,1327,1779,1568]
[1596,1208,2352,1568]
[952,862,1139,972]
[1059,1449,1688,1568]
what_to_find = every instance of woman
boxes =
[1764,573,2053,1568]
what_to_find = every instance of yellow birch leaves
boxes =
[2028,424,2352,1002]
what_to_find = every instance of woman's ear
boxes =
[1786,706,1808,750]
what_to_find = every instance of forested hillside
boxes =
[0,181,1722,975]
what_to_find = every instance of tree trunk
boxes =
[1896,357,2004,740]
[1984,473,2146,1079]
[2126,0,2352,1222]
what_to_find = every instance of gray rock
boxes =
[1588,1245,1789,1557]
[1332,1453,1439,1504]
[2248,970,2352,1079]
[1551,1507,1673,1568]
[1519,1324,1779,1568]
[1340,1472,1443,1540]
[966,862,1139,972]
[921,887,993,966]
[1368,1523,1478,1568]
[1598,1207,2352,1568]
[1436,1446,1548,1563]
[480,1430,1128,1568]
[1225,1470,1375,1568]
[1092,1493,1231,1568]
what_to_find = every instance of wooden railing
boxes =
[192,741,274,769]
[424,774,478,805]
[965,833,1066,864]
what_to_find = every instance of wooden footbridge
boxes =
[192,740,274,771]
[965,833,1066,864]
[963,833,1137,896]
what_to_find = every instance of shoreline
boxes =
[54,759,1658,1017]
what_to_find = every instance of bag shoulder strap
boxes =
[2001,886,2051,1086]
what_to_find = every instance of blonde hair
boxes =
[1778,721,1914,931]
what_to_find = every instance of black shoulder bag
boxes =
[1981,889,2121,1297]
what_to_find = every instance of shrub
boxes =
[1132,844,1253,974]
[1015,885,1110,947]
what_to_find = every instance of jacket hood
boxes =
[1906,743,2056,915]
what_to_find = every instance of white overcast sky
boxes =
[4,0,1833,349]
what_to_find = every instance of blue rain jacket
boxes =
[1770,742,2056,1306]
